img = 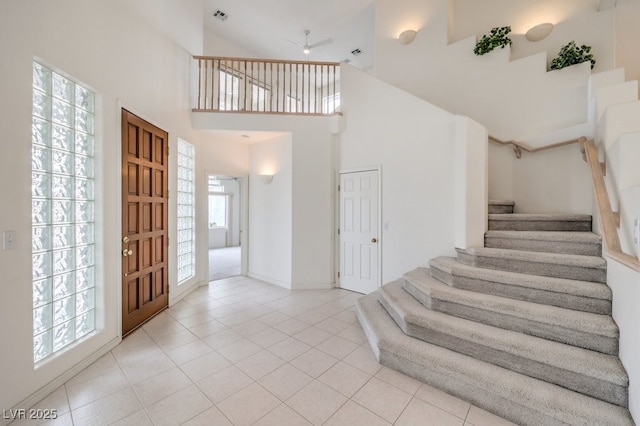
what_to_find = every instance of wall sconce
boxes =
[525,23,554,42]
[398,30,417,45]
[259,174,274,184]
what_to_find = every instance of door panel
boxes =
[339,170,380,294]
[121,109,169,336]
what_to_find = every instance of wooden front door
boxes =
[121,109,169,335]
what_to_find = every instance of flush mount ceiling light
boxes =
[398,29,417,45]
[525,23,554,42]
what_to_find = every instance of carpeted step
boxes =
[488,199,515,214]
[489,213,592,231]
[377,280,628,406]
[429,259,612,314]
[356,293,634,426]
[485,230,602,256]
[456,247,607,283]
[403,268,618,354]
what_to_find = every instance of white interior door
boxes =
[339,169,380,294]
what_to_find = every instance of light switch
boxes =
[634,219,640,246]
[2,231,16,250]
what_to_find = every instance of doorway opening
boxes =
[208,173,245,281]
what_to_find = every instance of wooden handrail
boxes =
[581,138,640,272]
[193,55,340,66]
[489,135,583,158]
[193,56,340,114]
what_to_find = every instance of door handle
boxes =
[371,238,377,243]
[122,249,133,257]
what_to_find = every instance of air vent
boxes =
[351,48,363,56]
[213,9,228,21]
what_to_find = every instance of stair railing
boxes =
[489,135,582,158]
[581,138,640,272]
[193,56,340,115]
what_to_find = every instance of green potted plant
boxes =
[550,41,596,70]
[474,26,512,56]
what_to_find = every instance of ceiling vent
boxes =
[213,10,228,21]
[351,48,363,56]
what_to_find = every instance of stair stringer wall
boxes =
[374,0,613,145]
[594,87,640,422]
[373,0,617,214]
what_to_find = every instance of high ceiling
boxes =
[203,0,376,70]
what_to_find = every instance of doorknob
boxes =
[371,238,377,243]
[122,249,133,257]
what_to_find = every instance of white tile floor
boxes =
[17,276,516,426]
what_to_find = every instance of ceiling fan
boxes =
[287,30,333,58]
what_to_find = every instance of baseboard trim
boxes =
[246,272,335,291]
[247,272,291,289]
[291,282,335,290]
[2,337,121,426]
[169,280,208,306]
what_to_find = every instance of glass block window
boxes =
[32,61,96,363]
[177,139,195,284]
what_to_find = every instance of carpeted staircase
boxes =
[356,200,634,425]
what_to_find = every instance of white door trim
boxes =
[336,166,382,292]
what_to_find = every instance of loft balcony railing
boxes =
[193,56,341,115]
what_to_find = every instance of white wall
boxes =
[604,149,640,423]
[225,178,242,247]
[487,143,515,203]
[208,228,228,248]
[114,0,204,55]
[615,0,640,95]
[203,28,261,58]
[248,134,293,287]
[488,143,593,214]
[454,116,488,248]
[593,82,640,422]
[453,0,614,71]
[339,64,459,283]
[373,0,635,216]
[0,0,224,415]
[598,116,640,423]
[605,133,640,256]
[197,133,250,175]
[607,260,640,420]
[291,127,337,289]
[373,0,614,143]
[370,0,638,217]
[191,113,337,290]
